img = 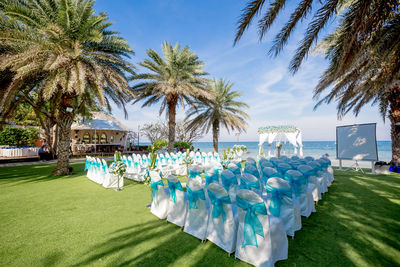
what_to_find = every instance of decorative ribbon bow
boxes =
[205,172,219,186]
[245,168,260,179]
[208,190,231,222]
[168,180,183,203]
[265,184,291,217]
[239,178,260,191]
[221,174,238,192]
[236,196,268,248]
[284,174,303,197]
[188,170,201,179]
[186,185,205,209]
[150,180,164,199]
[84,160,89,171]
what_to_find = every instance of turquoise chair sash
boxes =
[187,185,205,209]
[284,173,304,197]
[84,160,89,171]
[265,184,291,217]
[167,180,183,202]
[244,166,260,178]
[236,196,268,248]
[150,180,164,199]
[205,172,219,186]
[208,190,231,222]
[221,172,238,192]
[189,170,201,179]
[239,178,260,191]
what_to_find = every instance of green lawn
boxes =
[0,163,399,267]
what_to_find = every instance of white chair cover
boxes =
[285,170,316,218]
[150,171,169,219]
[265,178,301,237]
[166,175,186,227]
[184,179,209,240]
[235,189,288,267]
[206,183,238,254]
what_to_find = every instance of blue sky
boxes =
[94,0,391,142]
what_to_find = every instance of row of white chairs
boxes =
[149,155,334,266]
[0,146,39,157]
[85,156,123,188]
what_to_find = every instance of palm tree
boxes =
[131,42,210,152]
[0,0,135,175]
[186,79,249,152]
[314,13,400,164]
[234,0,398,74]
[234,0,400,164]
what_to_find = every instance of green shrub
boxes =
[174,141,193,150]
[0,126,39,146]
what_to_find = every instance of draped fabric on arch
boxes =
[258,126,303,157]
[296,131,303,157]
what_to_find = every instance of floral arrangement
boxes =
[109,151,126,191]
[258,125,298,134]
[110,160,127,177]
[232,144,247,152]
[222,148,235,169]
[276,141,282,148]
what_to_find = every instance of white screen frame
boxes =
[336,123,378,161]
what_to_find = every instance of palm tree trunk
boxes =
[52,94,75,176]
[212,119,219,152]
[167,98,177,153]
[389,86,400,165]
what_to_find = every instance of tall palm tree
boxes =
[186,79,249,152]
[131,42,210,152]
[314,13,400,164]
[234,0,400,164]
[0,0,135,175]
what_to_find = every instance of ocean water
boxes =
[192,141,393,162]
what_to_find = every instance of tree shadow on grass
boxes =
[74,219,205,266]
[276,171,400,266]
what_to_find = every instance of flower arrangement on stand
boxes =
[233,144,247,160]
[222,147,234,169]
[109,151,126,191]
[183,149,194,176]
[144,139,168,185]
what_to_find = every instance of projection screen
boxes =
[336,123,378,161]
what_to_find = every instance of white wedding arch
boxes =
[258,125,303,157]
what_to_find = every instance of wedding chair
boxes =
[244,164,261,180]
[280,155,289,161]
[304,156,314,162]
[317,158,334,186]
[166,175,186,227]
[246,157,257,167]
[204,168,220,187]
[239,173,261,195]
[297,164,321,202]
[308,161,328,193]
[261,167,281,186]
[235,189,288,266]
[260,160,274,169]
[206,183,238,254]
[150,171,169,219]
[276,163,292,176]
[284,170,315,217]
[94,158,103,184]
[291,156,300,161]
[184,179,209,240]
[265,178,301,237]
[220,169,238,203]
[188,165,203,184]
[228,163,241,183]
